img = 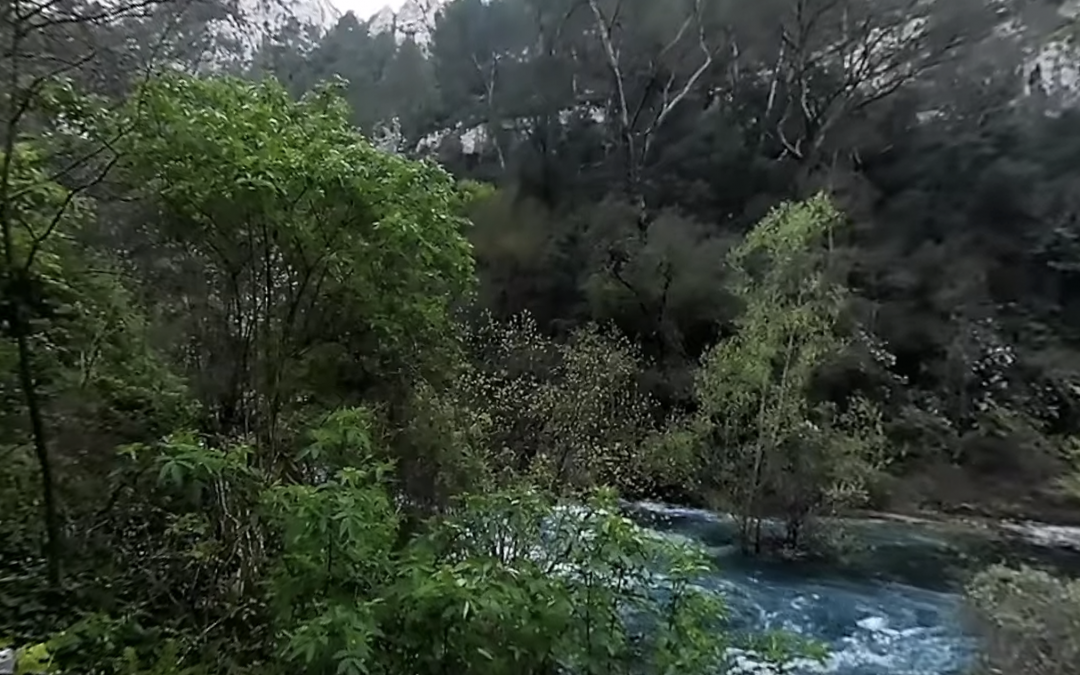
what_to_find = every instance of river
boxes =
[623,501,1080,675]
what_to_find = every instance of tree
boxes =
[110,74,475,469]
[686,194,883,551]
[0,0,218,587]
[382,36,440,147]
[1,143,90,587]
[448,312,660,492]
[738,0,993,173]
[579,0,725,223]
[430,0,535,170]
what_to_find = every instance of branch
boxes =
[587,0,631,132]
[760,37,785,150]
[650,12,716,135]
[657,9,696,62]
[21,0,168,32]
[777,105,803,160]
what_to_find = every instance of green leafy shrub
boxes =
[451,312,663,494]
[964,564,1080,675]
[674,194,887,552]
[2,626,199,675]
[265,407,728,675]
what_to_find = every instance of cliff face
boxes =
[198,0,341,66]
[367,0,443,45]
[1007,0,1080,105]
[189,0,443,79]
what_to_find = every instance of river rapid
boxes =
[624,501,1080,675]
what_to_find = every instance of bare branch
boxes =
[24,153,121,271]
[650,13,716,137]
[586,0,720,202]
[587,0,632,132]
[470,52,506,169]
[657,9,696,63]
[769,0,969,163]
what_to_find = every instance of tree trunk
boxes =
[1,47,62,584]
[0,237,63,588]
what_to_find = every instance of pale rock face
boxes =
[207,0,340,65]
[243,0,340,36]
[1017,0,1080,105]
[366,0,443,45]
[292,0,342,28]
[368,6,397,34]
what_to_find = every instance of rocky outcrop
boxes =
[367,0,443,45]
[191,0,341,68]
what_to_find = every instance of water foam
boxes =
[629,502,977,675]
[463,499,978,674]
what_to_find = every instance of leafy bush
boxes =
[436,312,663,494]
[21,616,200,675]
[8,404,735,675]
[265,407,729,675]
[964,564,1080,675]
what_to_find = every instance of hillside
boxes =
[246,0,1080,521]
[6,0,1080,673]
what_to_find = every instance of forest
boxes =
[2,0,1080,673]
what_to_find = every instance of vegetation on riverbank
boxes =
[6,0,1080,672]
[0,66,828,675]
[964,564,1080,675]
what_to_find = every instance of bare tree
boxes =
[471,52,509,169]
[582,0,724,225]
[754,0,989,164]
[553,0,726,362]
[430,0,534,170]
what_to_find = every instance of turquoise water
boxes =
[705,562,974,674]
[624,502,1080,675]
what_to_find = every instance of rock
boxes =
[998,521,1080,552]
[0,648,15,675]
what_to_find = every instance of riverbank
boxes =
[632,467,1080,558]
[847,508,1080,553]
[628,498,1080,674]
[628,498,1080,585]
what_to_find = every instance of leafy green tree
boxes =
[110,73,475,468]
[0,0,246,588]
[0,142,190,619]
[682,194,884,551]
[0,143,83,587]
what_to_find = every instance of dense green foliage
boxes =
[0,66,744,674]
[5,0,1080,671]
[670,195,888,551]
[964,564,1080,675]
[282,0,1080,526]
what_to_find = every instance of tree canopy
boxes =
[4,0,1080,673]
